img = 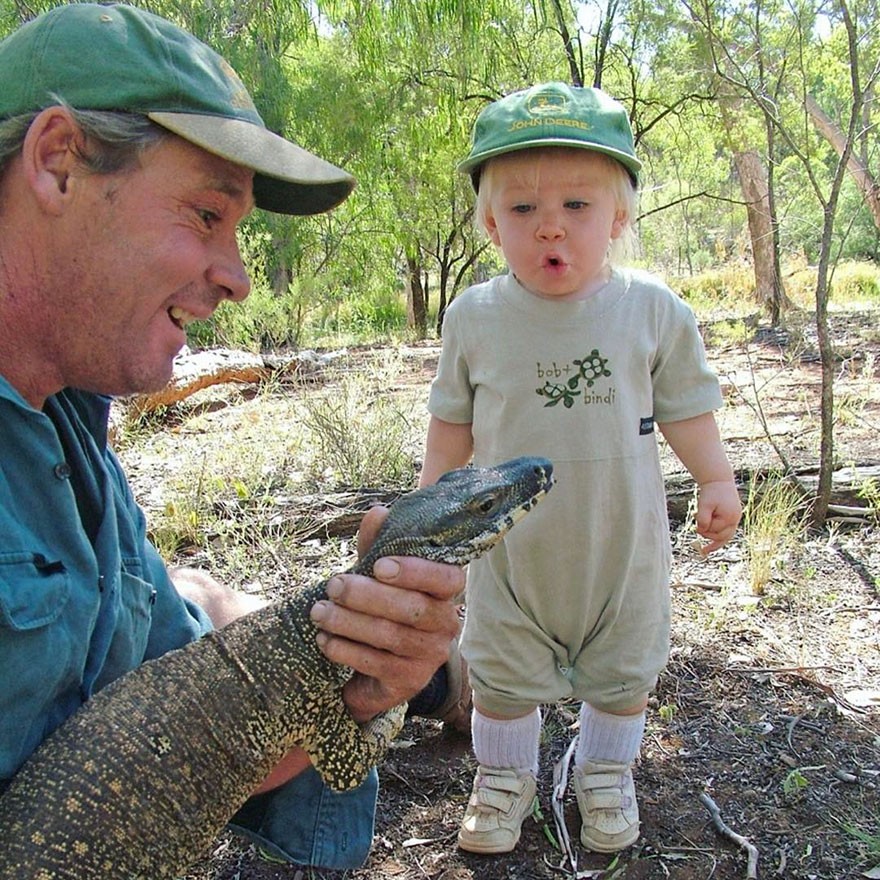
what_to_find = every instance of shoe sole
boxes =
[580,826,640,853]
[457,831,520,854]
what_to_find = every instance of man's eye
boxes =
[198,209,221,227]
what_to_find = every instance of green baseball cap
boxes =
[458,82,640,187]
[0,3,354,215]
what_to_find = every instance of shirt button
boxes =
[54,462,72,480]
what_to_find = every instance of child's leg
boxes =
[457,704,541,854]
[574,699,647,853]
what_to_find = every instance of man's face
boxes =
[45,135,254,397]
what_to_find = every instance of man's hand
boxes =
[309,505,465,723]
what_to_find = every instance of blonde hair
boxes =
[474,147,638,263]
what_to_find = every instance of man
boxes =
[0,3,468,870]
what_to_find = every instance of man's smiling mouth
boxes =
[168,306,197,329]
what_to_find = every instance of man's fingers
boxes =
[312,599,456,654]
[312,578,461,637]
[357,505,389,559]
[317,629,447,679]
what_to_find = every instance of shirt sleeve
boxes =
[142,539,213,661]
[651,295,723,423]
[427,300,476,424]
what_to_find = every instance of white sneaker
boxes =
[573,760,640,852]
[457,766,537,854]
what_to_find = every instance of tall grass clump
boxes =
[743,474,807,596]
[668,261,756,318]
[298,371,416,488]
[786,259,880,309]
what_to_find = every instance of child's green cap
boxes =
[458,82,640,187]
[0,3,354,215]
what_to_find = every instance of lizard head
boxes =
[363,456,554,568]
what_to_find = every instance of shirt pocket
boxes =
[92,567,155,691]
[0,551,70,630]
[0,551,74,776]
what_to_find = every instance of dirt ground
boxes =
[122,307,879,880]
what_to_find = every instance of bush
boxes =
[667,261,756,315]
[786,260,880,309]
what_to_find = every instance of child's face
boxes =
[483,149,627,301]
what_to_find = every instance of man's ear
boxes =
[21,107,82,215]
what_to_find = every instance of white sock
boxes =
[576,702,645,767]
[472,707,541,775]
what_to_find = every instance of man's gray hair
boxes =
[0,102,167,178]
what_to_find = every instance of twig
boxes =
[785,715,802,756]
[699,792,759,879]
[552,736,580,876]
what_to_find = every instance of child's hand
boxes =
[695,480,742,555]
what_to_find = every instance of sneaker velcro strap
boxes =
[474,787,523,813]
[584,791,627,809]
[579,771,625,791]
[477,772,527,795]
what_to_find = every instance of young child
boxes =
[420,82,742,856]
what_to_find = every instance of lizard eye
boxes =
[474,494,500,515]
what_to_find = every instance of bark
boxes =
[805,93,880,230]
[731,147,788,323]
[405,252,428,338]
[718,92,787,323]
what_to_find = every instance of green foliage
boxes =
[830,262,880,304]
[782,768,809,799]
[668,262,757,314]
[298,371,416,487]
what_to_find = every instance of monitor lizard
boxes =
[0,455,553,880]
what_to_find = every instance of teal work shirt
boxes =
[0,377,210,780]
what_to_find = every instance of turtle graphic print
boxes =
[536,349,612,408]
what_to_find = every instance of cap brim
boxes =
[458,138,641,182]
[149,111,355,215]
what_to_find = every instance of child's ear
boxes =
[484,211,502,247]
[610,209,628,240]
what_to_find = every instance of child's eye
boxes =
[512,204,533,214]
[565,200,589,210]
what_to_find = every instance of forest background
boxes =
[3,0,878,345]
[5,0,878,524]
[1,4,878,877]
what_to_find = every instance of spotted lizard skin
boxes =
[0,456,553,879]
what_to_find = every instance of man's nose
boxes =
[208,238,251,302]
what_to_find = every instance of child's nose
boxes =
[536,211,565,240]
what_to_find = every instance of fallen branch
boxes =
[551,736,580,876]
[699,792,759,879]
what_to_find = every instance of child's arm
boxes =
[419,415,474,487]
[658,412,742,555]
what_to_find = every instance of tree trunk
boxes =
[549,0,584,86]
[717,89,787,323]
[405,253,428,338]
[731,147,788,323]
[805,93,880,230]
